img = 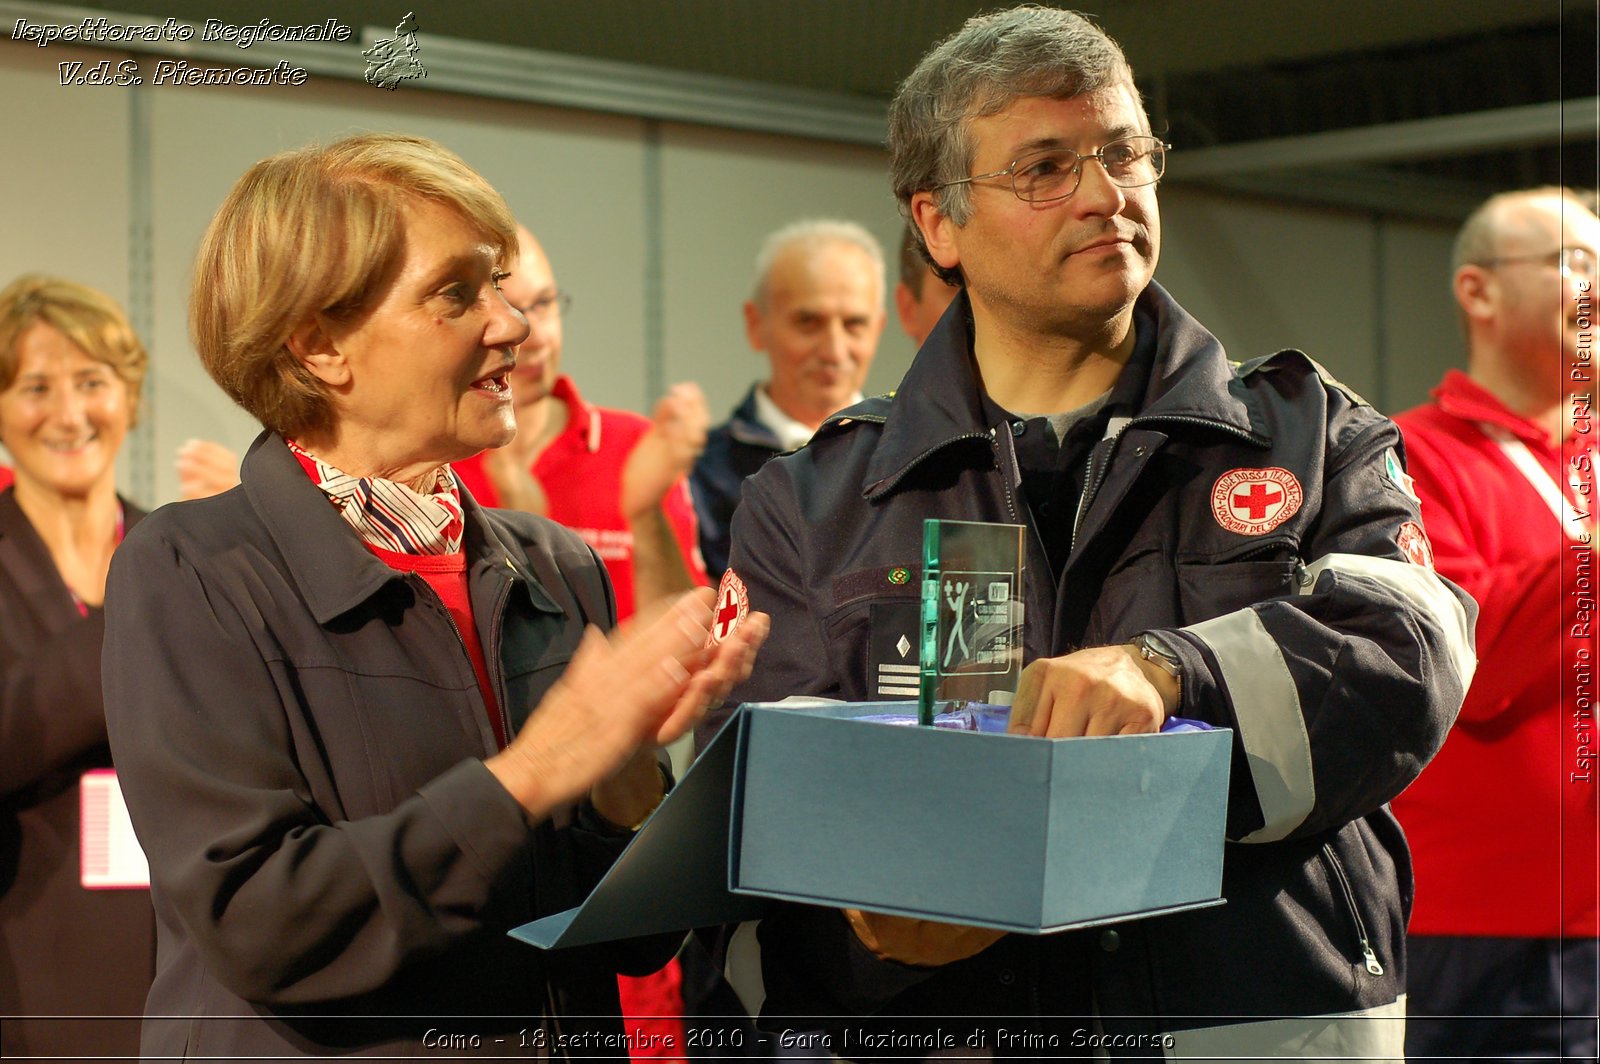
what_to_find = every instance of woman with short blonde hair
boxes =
[0,274,154,1059]
[105,133,767,1059]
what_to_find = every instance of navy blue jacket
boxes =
[691,384,786,577]
[716,285,1475,1058]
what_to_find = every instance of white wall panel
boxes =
[1376,217,1459,415]
[657,122,913,422]
[142,74,650,503]
[0,40,137,488]
[1159,186,1383,401]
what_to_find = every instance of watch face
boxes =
[1140,635,1181,675]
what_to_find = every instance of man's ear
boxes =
[1453,264,1494,325]
[287,316,351,388]
[911,192,960,275]
[742,300,766,353]
[893,281,918,337]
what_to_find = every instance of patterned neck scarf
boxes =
[287,440,465,555]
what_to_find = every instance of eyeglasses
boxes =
[936,136,1170,204]
[1476,248,1597,282]
[522,291,572,321]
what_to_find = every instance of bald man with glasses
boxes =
[1392,187,1600,1062]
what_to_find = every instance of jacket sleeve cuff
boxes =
[416,758,532,884]
[1158,626,1268,839]
[575,755,674,836]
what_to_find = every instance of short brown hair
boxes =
[190,132,517,437]
[0,275,149,423]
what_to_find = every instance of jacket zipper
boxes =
[1321,842,1384,976]
[487,571,515,746]
[1070,415,1264,555]
[990,426,1024,526]
[415,575,514,754]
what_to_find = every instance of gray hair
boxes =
[750,218,886,308]
[889,5,1143,285]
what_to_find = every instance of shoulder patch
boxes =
[1383,447,1420,503]
[1212,467,1303,535]
[1396,521,1435,569]
[710,569,750,644]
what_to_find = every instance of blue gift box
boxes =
[511,701,1230,949]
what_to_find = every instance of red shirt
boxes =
[1392,370,1598,936]
[454,376,708,621]
[0,466,11,492]
[366,546,506,750]
[284,448,504,752]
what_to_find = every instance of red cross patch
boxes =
[710,568,750,645]
[1396,521,1435,569]
[1211,468,1304,536]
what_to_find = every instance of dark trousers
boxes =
[1405,934,1598,1061]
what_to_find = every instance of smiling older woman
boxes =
[101,133,767,1059]
[0,275,154,1059]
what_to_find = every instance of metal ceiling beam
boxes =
[0,1,891,146]
[1169,167,1495,223]
[6,1,1582,189]
[398,30,887,146]
[1177,98,1598,178]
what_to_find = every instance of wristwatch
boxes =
[1134,632,1183,702]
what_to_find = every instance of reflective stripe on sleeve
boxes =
[1299,552,1477,692]
[1166,996,1405,1060]
[1185,609,1314,843]
[1184,550,1476,844]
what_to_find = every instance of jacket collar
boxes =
[1431,369,1553,445]
[241,432,560,625]
[550,374,603,455]
[726,384,785,450]
[863,281,1262,497]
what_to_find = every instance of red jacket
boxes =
[1393,370,1598,937]
[454,376,707,621]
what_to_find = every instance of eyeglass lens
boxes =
[1562,248,1596,280]
[1013,137,1165,202]
[526,293,569,319]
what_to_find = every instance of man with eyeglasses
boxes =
[706,6,1473,1057]
[449,222,710,1058]
[453,223,708,625]
[1390,187,1599,1062]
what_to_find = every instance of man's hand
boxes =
[622,382,708,520]
[844,909,1003,967]
[482,443,550,516]
[1007,644,1171,738]
[176,439,242,500]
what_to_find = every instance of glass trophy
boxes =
[918,519,1026,727]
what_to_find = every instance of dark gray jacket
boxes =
[0,490,152,1058]
[103,433,669,1059]
[717,284,1475,1057]
[692,384,786,577]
